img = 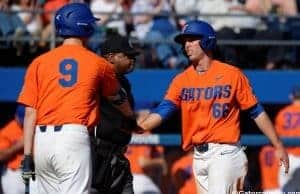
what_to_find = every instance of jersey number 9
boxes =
[59,59,78,87]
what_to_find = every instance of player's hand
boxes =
[21,154,35,183]
[136,109,150,124]
[132,125,145,134]
[121,114,143,133]
[276,146,289,174]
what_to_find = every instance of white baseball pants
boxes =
[33,124,92,194]
[193,143,248,194]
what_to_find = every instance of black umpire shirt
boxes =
[96,75,134,146]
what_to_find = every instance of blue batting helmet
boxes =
[174,20,217,50]
[54,3,99,37]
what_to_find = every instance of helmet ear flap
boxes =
[199,36,216,51]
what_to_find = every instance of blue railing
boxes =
[130,134,300,146]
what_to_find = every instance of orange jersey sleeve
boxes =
[171,153,196,194]
[275,104,300,156]
[165,60,258,150]
[0,119,23,170]
[18,45,119,127]
[259,146,280,190]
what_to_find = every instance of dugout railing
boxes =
[130,134,300,146]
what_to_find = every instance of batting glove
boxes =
[21,154,35,183]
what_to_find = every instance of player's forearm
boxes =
[139,113,163,131]
[23,107,37,155]
[106,88,135,117]
[254,111,284,149]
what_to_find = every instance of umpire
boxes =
[91,34,140,194]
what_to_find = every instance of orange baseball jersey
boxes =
[18,44,120,127]
[165,60,258,150]
[125,145,164,174]
[275,103,300,156]
[171,153,197,194]
[0,119,23,170]
[259,146,280,190]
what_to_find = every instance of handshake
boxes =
[121,110,152,134]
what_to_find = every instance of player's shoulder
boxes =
[80,49,113,67]
[277,104,295,116]
[215,60,243,74]
[215,60,249,82]
[173,66,193,81]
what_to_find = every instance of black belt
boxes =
[195,143,209,152]
[38,125,93,132]
[39,125,62,132]
[195,142,238,153]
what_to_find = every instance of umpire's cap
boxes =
[174,20,217,51]
[101,35,140,57]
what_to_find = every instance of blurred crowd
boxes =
[1,0,300,69]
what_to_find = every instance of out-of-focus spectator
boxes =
[246,0,297,16]
[275,85,300,190]
[247,0,298,70]
[11,0,43,55]
[170,0,199,28]
[0,105,24,194]
[259,85,300,192]
[11,0,42,37]
[198,0,262,33]
[194,0,265,67]
[0,0,27,48]
[171,150,197,194]
[38,0,68,48]
[259,146,281,192]
[90,0,126,36]
[125,143,167,194]
[131,0,188,69]
[119,0,134,35]
[42,0,69,25]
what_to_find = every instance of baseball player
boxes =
[258,145,280,192]
[138,20,289,194]
[274,85,300,189]
[91,34,140,194]
[0,105,25,194]
[18,3,136,194]
[171,150,197,194]
[259,85,300,192]
[125,144,166,194]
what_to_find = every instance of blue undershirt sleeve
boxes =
[151,100,178,121]
[247,103,264,119]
